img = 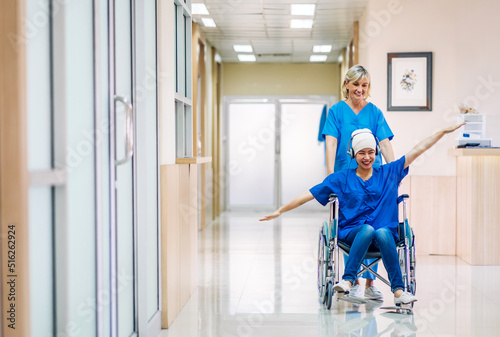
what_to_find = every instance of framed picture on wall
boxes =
[387,52,432,111]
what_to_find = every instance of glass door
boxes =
[281,103,327,211]
[109,1,161,335]
[227,102,276,209]
[111,0,136,335]
[225,98,334,211]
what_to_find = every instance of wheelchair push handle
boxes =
[397,194,409,204]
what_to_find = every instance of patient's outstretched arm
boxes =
[404,122,465,169]
[259,191,314,221]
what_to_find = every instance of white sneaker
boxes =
[349,284,363,298]
[394,291,417,305]
[333,279,351,293]
[364,285,384,300]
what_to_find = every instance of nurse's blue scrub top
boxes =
[322,101,394,172]
[310,156,409,241]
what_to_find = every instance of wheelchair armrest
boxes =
[328,194,339,240]
[397,194,409,204]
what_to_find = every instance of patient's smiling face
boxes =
[355,148,376,170]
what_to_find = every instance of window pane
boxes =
[27,0,52,171]
[184,104,193,157]
[176,101,184,156]
[174,3,178,93]
[184,14,187,96]
[29,187,54,336]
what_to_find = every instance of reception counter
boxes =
[450,148,500,265]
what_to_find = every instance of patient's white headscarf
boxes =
[351,128,376,155]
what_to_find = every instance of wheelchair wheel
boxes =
[317,229,328,302]
[410,244,416,297]
[326,281,334,310]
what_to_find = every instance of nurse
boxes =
[260,123,465,305]
[323,65,395,300]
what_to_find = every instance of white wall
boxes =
[358,0,500,176]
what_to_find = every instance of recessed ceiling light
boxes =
[290,19,313,29]
[201,18,216,27]
[192,3,209,15]
[313,45,332,53]
[233,45,253,53]
[310,55,327,62]
[238,54,256,62]
[291,4,316,16]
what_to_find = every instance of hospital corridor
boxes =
[1,0,500,337]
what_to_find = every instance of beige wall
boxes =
[454,0,500,148]
[222,63,340,96]
[357,0,500,176]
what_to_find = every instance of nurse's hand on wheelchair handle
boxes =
[259,210,281,221]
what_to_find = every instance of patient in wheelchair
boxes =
[260,122,465,305]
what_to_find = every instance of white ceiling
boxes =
[192,0,369,63]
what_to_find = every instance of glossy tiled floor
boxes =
[160,211,500,337]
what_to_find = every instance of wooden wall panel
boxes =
[456,157,471,263]
[410,176,456,256]
[189,164,198,293]
[161,165,180,327]
[160,163,199,328]
[0,1,30,335]
[475,156,500,265]
[178,165,191,306]
[456,155,500,265]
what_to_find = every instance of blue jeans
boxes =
[342,225,404,292]
[343,255,378,280]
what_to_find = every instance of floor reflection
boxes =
[160,211,500,337]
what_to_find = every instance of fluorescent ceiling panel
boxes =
[233,45,253,52]
[313,45,332,53]
[238,54,256,62]
[201,18,216,27]
[310,55,327,62]
[291,4,316,16]
[192,3,209,15]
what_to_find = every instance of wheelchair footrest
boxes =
[380,304,414,315]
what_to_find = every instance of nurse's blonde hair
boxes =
[341,65,371,100]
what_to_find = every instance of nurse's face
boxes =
[355,148,376,169]
[345,77,369,103]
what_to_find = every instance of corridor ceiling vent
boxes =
[257,53,292,58]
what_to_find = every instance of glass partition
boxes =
[281,104,327,211]
[228,103,276,207]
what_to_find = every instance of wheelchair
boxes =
[317,193,416,311]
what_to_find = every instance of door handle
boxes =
[114,95,134,165]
